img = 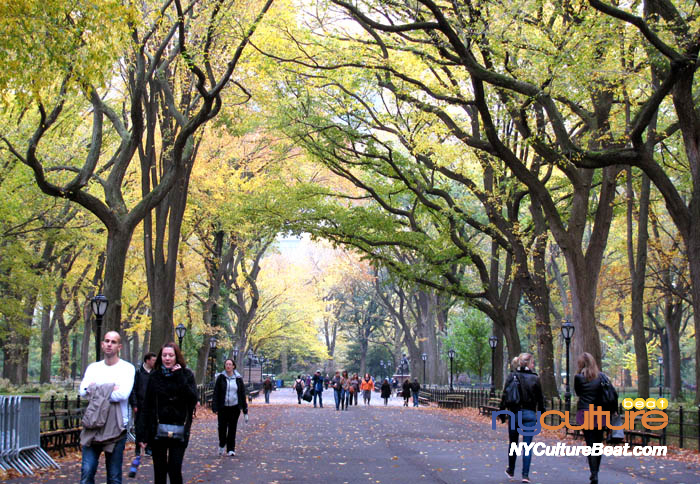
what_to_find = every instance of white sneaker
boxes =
[218,447,225,456]
[228,451,236,456]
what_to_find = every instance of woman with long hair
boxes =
[350,373,360,406]
[498,353,544,484]
[340,370,350,411]
[212,358,248,456]
[574,352,606,484]
[380,378,391,405]
[141,342,198,484]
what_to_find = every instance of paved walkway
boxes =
[10,388,700,483]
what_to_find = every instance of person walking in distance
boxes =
[498,353,545,483]
[312,370,324,408]
[129,352,156,459]
[263,376,273,404]
[575,352,611,484]
[410,378,421,407]
[360,373,374,405]
[79,331,135,484]
[331,370,342,410]
[294,375,305,404]
[350,373,360,406]
[402,378,411,407]
[340,370,351,410]
[212,359,249,456]
[380,378,391,406]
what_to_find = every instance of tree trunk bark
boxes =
[39,301,54,384]
[627,169,651,398]
[101,229,134,339]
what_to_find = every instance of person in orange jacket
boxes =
[360,373,374,405]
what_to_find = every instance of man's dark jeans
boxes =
[80,433,127,484]
[313,390,323,407]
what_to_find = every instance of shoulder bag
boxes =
[155,394,186,442]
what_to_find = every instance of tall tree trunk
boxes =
[39,301,54,384]
[627,168,651,398]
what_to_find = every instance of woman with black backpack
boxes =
[498,353,545,483]
[294,375,304,404]
[575,352,616,484]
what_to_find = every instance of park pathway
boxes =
[10,387,700,483]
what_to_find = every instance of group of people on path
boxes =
[79,332,250,484]
[498,351,616,484]
[291,371,423,409]
[80,332,200,484]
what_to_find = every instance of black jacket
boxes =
[128,364,152,410]
[141,367,198,446]
[574,373,603,412]
[380,382,391,399]
[410,381,420,393]
[499,368,545,412]
[402,380,411,397]
[212,373,248,414]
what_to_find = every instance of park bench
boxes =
[40,406,83,457]
[247,389,260,402]
[437,393,465,409]
[478,397,501,416]
[624,428,663,446]
[418,391,431,406]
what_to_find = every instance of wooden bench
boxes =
[625,429,663,446]
[437,393,465,409]
[40,407,83,457]
[479,398,501,416]
[247,389,260,402]
[418,391,431,406]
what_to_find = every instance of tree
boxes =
[443,309,491,382]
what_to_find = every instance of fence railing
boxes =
[1,395,59,476]
[422,388,700,451]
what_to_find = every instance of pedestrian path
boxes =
[9,388,700,483]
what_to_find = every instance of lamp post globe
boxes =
[561,320,575,413]
[90,294,108,362]
[175,323,186,349]
[209,336,218,383]
[488,336,497,395]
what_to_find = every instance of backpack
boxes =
[295,380,303,392]
[599,373,618,412]
[503,373,521,408]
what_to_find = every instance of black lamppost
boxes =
[657,356,663,397]
[488,336,498,395]
[259,353,266,377]
[561,320,575,413]
[380,360,384,380]
[448,348,456,391]
[209,336,217,383]
[90,294,108,362]
[421,353,427,384]
[175,323,187,349]
[247,349,255,385]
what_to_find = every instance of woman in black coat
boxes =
[402,379,411,407]
[141,342,198,484]
[212,359,248,456]
[574,352,605,484]
[380,379,391,406]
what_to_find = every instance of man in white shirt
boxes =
[79,331,135,484]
